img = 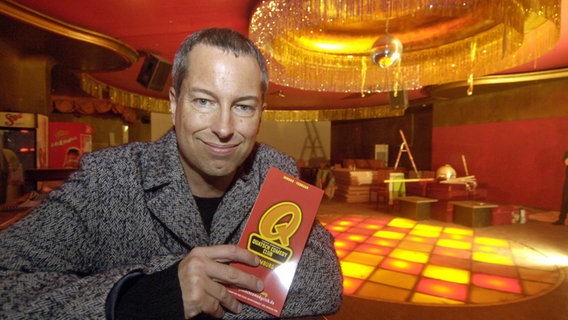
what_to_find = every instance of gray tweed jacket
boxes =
[0,130,342,319]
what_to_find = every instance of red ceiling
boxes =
[9,0,568,110]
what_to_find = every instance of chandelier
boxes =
[249,0,561,94]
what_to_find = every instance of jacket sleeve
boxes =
[280,221,343,318]
[0,154,181,319]
[0,200,182,319]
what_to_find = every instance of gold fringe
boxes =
[263,105,404,122]
[81,73,404,121]
[80,74,170,114]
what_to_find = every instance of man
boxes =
[0,28,342,319]
[553,151,568,225]
[1,147,23,204]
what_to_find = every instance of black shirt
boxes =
[194,196,223,234]
[113,196,223,319]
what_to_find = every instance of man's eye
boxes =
[197,99,209,106]
[193,98,214,111]
[234,104,256,116]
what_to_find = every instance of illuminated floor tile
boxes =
[368,269,419,290]
[472,273,522,293]
[409,228,442,239]
[473,244,509,254]
[343,276,364,295]
[432,246,472,260]
[363,217,392,225]
[423,265,470,284]
[413,224,443,233]
[404,234,438,245]
[473,251,514,266]
[374,230,406,240]
[407,229,441,241]
[443,227,473,236]
[439,232,473,242]
[380,257,424,275]
[469,286,523,304]
[390,248,430,264]
[398,240,434,253]
[383,226,413,234]
[335,248,349,259]
[344,251,384,266]
[472,261,518,278]
[415,278,468,301]
[437,238,472,250]
[327,229,342,237]
[340,261,376,280]
[334,220,358,228]
[429,254,471,270]
[354,243,393,256]
[336,232,370,243]
[328,225,349,233]
[366,236,400,248]
[347,226,379,235]
[357,282,411,302]
[411,292,464,305]
[334,239,358,251]
[387,217,416,229]
[474,236,510,247]
[356,222,385,231]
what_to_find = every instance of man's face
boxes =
[170,44,264,183]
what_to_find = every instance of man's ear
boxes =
[169,87,177,125]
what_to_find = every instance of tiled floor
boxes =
[317,199,568,320]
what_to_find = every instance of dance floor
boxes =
[319,212,563,305]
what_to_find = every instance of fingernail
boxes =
[257,280,264,291]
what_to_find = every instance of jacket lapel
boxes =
[141,131,209,248]
[209,167,261,245]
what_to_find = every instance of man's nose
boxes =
[211,106,234,139]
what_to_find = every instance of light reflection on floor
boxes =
[319,214,563,305]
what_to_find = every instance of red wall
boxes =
[432,116,568,211]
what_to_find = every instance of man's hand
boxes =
[178,245,263,319]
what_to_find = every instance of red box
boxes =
[48,122,93,168]
[491,205,515,226]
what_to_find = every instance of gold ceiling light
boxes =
[249,0,561,94]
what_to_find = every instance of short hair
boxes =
[171,28,269,98]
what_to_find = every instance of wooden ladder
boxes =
[393,129,419,177]
[300,122,326,162]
